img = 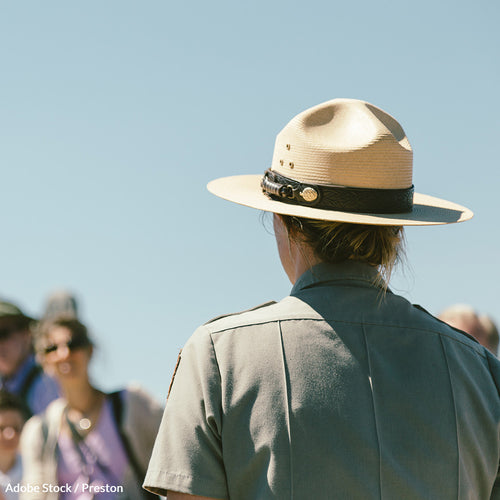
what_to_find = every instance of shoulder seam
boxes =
[412,304,481,346]
[203,301,277,325]
[208,316,486,357]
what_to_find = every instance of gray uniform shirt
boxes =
[145,262,500,499]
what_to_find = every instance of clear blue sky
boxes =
[0,0,498,401]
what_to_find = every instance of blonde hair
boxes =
[280,216,405,287]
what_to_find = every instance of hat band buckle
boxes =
[261,169,414,214]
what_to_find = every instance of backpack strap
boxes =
[108,391,160,500]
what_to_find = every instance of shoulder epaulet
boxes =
[412,304,481,345]
[204,301,277,325]
[485,350,500,397]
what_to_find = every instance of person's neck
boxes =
[61,379,102,414]
[0,452,17,474]
[288,239,323,284]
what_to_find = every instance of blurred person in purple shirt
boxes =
[21,315,162,500]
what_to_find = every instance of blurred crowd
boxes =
[0,292,163,500]
[0,290,497,499]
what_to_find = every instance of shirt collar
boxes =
[291,261,382,295]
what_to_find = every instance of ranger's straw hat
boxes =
[208,98,473,226]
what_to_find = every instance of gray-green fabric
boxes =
[144,262,500,499]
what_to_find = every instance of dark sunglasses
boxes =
[42,338,90,355]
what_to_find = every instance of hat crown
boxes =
[207,96,473,226]
[271,98,413,189]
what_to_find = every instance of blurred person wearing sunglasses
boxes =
[0,390,31,500]
[20,316,163,500]
[0,302,59,416]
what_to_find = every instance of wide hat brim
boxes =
[208,175,473,226]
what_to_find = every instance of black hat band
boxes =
[261,169,414,214]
